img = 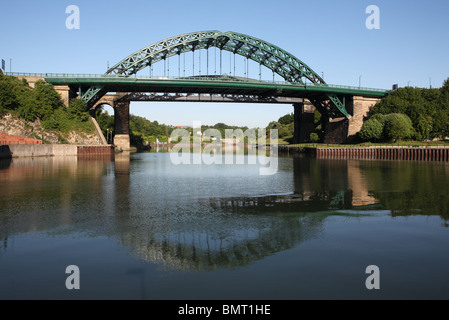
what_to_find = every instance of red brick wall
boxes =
[0,134,42,145]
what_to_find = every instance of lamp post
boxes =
[359,75,362,88]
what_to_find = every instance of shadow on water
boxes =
[0,158,11,170]
[1,152,449,273]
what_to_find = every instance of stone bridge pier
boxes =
[93,94,131,151]
[293,96,380,144]
[292,101,316,143]
[113,100,131,151]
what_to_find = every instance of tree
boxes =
[367,79,449,141]
[32,80,63,120]
[441,78,449,97]
[96,107,114,137]
[0,75,19,115]
[310,132,319,143]
[278,126,291,138]
[415,114,433,141]
[383,113,414,141]
[433,110,449,140]
[68,98,89,122]
[359,118,384,142]
[278,113,294,125]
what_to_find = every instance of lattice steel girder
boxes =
[327,94,350,119]
[106,30,326,86]
[79,30,353,117]
[117,92,304,104]
[82,86,107,106]
[308,95,350,119]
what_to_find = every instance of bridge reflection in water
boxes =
[1,153,448,273]
[106,154,415,271]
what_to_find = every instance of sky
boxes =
[1,0,448,128]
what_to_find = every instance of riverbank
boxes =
[278,145,449,162]
[0,144,114,159]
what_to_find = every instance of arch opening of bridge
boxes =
[42,30,387,150]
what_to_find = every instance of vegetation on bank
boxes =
[359,78,449,142]
[270,77,449,146]
[95,109,174,148]
[95,107,254,149]
[0,74,95,138]
[266,113,295,141]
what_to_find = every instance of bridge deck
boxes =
[5,72,388,100]
[42,75,388,99]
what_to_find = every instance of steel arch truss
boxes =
[106,30,325,85]
[83,30,350,118]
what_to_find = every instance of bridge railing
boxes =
[5,72,109,78]
[4,72,388,93]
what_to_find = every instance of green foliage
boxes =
[66,98,89,122]
[95,107,179,148]
[278,113,294,125]
[368,78,449,141]
[95,108,114,137]
[266,113,295,140]
[359,118,384,142]
[0,74,65,122]
[42,108,95,133]
[310,132,319,143]
[360,113,414,142]
[201,122,250,140]
[441,78,449,97]
[32,80,63,120]
[0,75,20,115]
[0,75,97,137]
[383,113,414,141]
[266,121,280,130]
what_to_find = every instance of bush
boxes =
[310,132,319,143]
[359,118,384,142]
[383,113,414,141]
[69,98,89,122]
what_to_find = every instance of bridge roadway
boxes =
[43,74,387,101]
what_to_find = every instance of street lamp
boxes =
[359,75,362,88]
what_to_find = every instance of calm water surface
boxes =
[0,152,448,300]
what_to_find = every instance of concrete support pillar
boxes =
[293,102,316,143]
[293,103,303,144]
[53,85,71,107]
[113,100,130,151]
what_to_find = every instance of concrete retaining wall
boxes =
[0,144,114,159]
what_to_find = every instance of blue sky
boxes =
[1,0,448,128]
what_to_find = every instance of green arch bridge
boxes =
[12,31,389,149]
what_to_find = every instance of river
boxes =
[0,151,448,299]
